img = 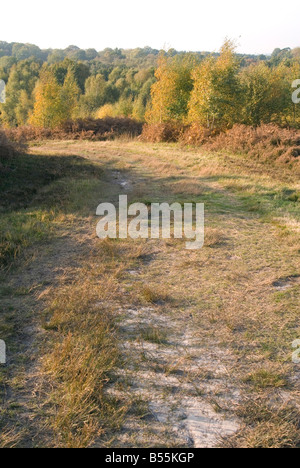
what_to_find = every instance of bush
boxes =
[61,117,143,140]
[141,122,300,170]
[180,123,215,145]
[141,122,185,143]
[5,118,143,142]
[4,126,53,143]
[0,127,26,161]
[202,124,300,166]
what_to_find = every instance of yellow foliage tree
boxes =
[188,40,241,129]
[29,68,65,128]
[146,53,194,123]
[95,103,115,119]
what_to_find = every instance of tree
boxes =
[132,77,155,121]
[60,68,80,119]
[239,62,287,126]
[15,90,32,125]
[51,59,90,92]
[78,74,119,117]
[146,53,195,123]
[0,59,41,126]
[188,40,241,129]
[0,56,16,83]
[29,68,65,128]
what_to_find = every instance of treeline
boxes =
[146,41,300,130]
[0,58,156,127]
[0,40,300,129]
[2,40,291,67]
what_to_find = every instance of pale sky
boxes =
[2,0,299,55]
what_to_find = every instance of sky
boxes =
[2,0,299,55]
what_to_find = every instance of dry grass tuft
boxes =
[0,428,23,448]
[243,369,288,389]
[224,399,300,448]
[139,285,170,304]
[140,326,168,344]
[204,228,224,247]
[42,269,127,447]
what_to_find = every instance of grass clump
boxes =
[139,285,169,304]
[42,273,127,448]
[141,326,168,344]
[243,369,288,390]
[223,399,300,448]
[204,227,224,247]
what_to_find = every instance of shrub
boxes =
[0,127,26,161]
[4,126,53,142]
[142,122,300,171]
[180,123,215,145]
[95,104,115,119]
[4,118,143,142]
[202,124,300,166]
[61,117,142,140]
[141,122,185,143]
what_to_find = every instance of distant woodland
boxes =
[0,40,300,129]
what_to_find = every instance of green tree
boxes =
[132,77,155,121]
[188,40,241,129]
[78,74,119,117]
[15,90,32,125]
[239,62,287,126]
[52,59,90,92]
[0,59,41,126]
[61,68,80,119]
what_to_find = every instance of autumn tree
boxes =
[29,68,65,128]
[146,53,195,123]
[188,40,241,129]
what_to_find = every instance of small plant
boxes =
[139,285,169,304]
[205,228,224,247]
[243,369,288,389]
[0,128,26,161]
[140,326,168,344]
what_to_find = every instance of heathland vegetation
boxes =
[1,136,300,448]
[0,39,300,448]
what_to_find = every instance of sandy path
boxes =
[104,171,240,448]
